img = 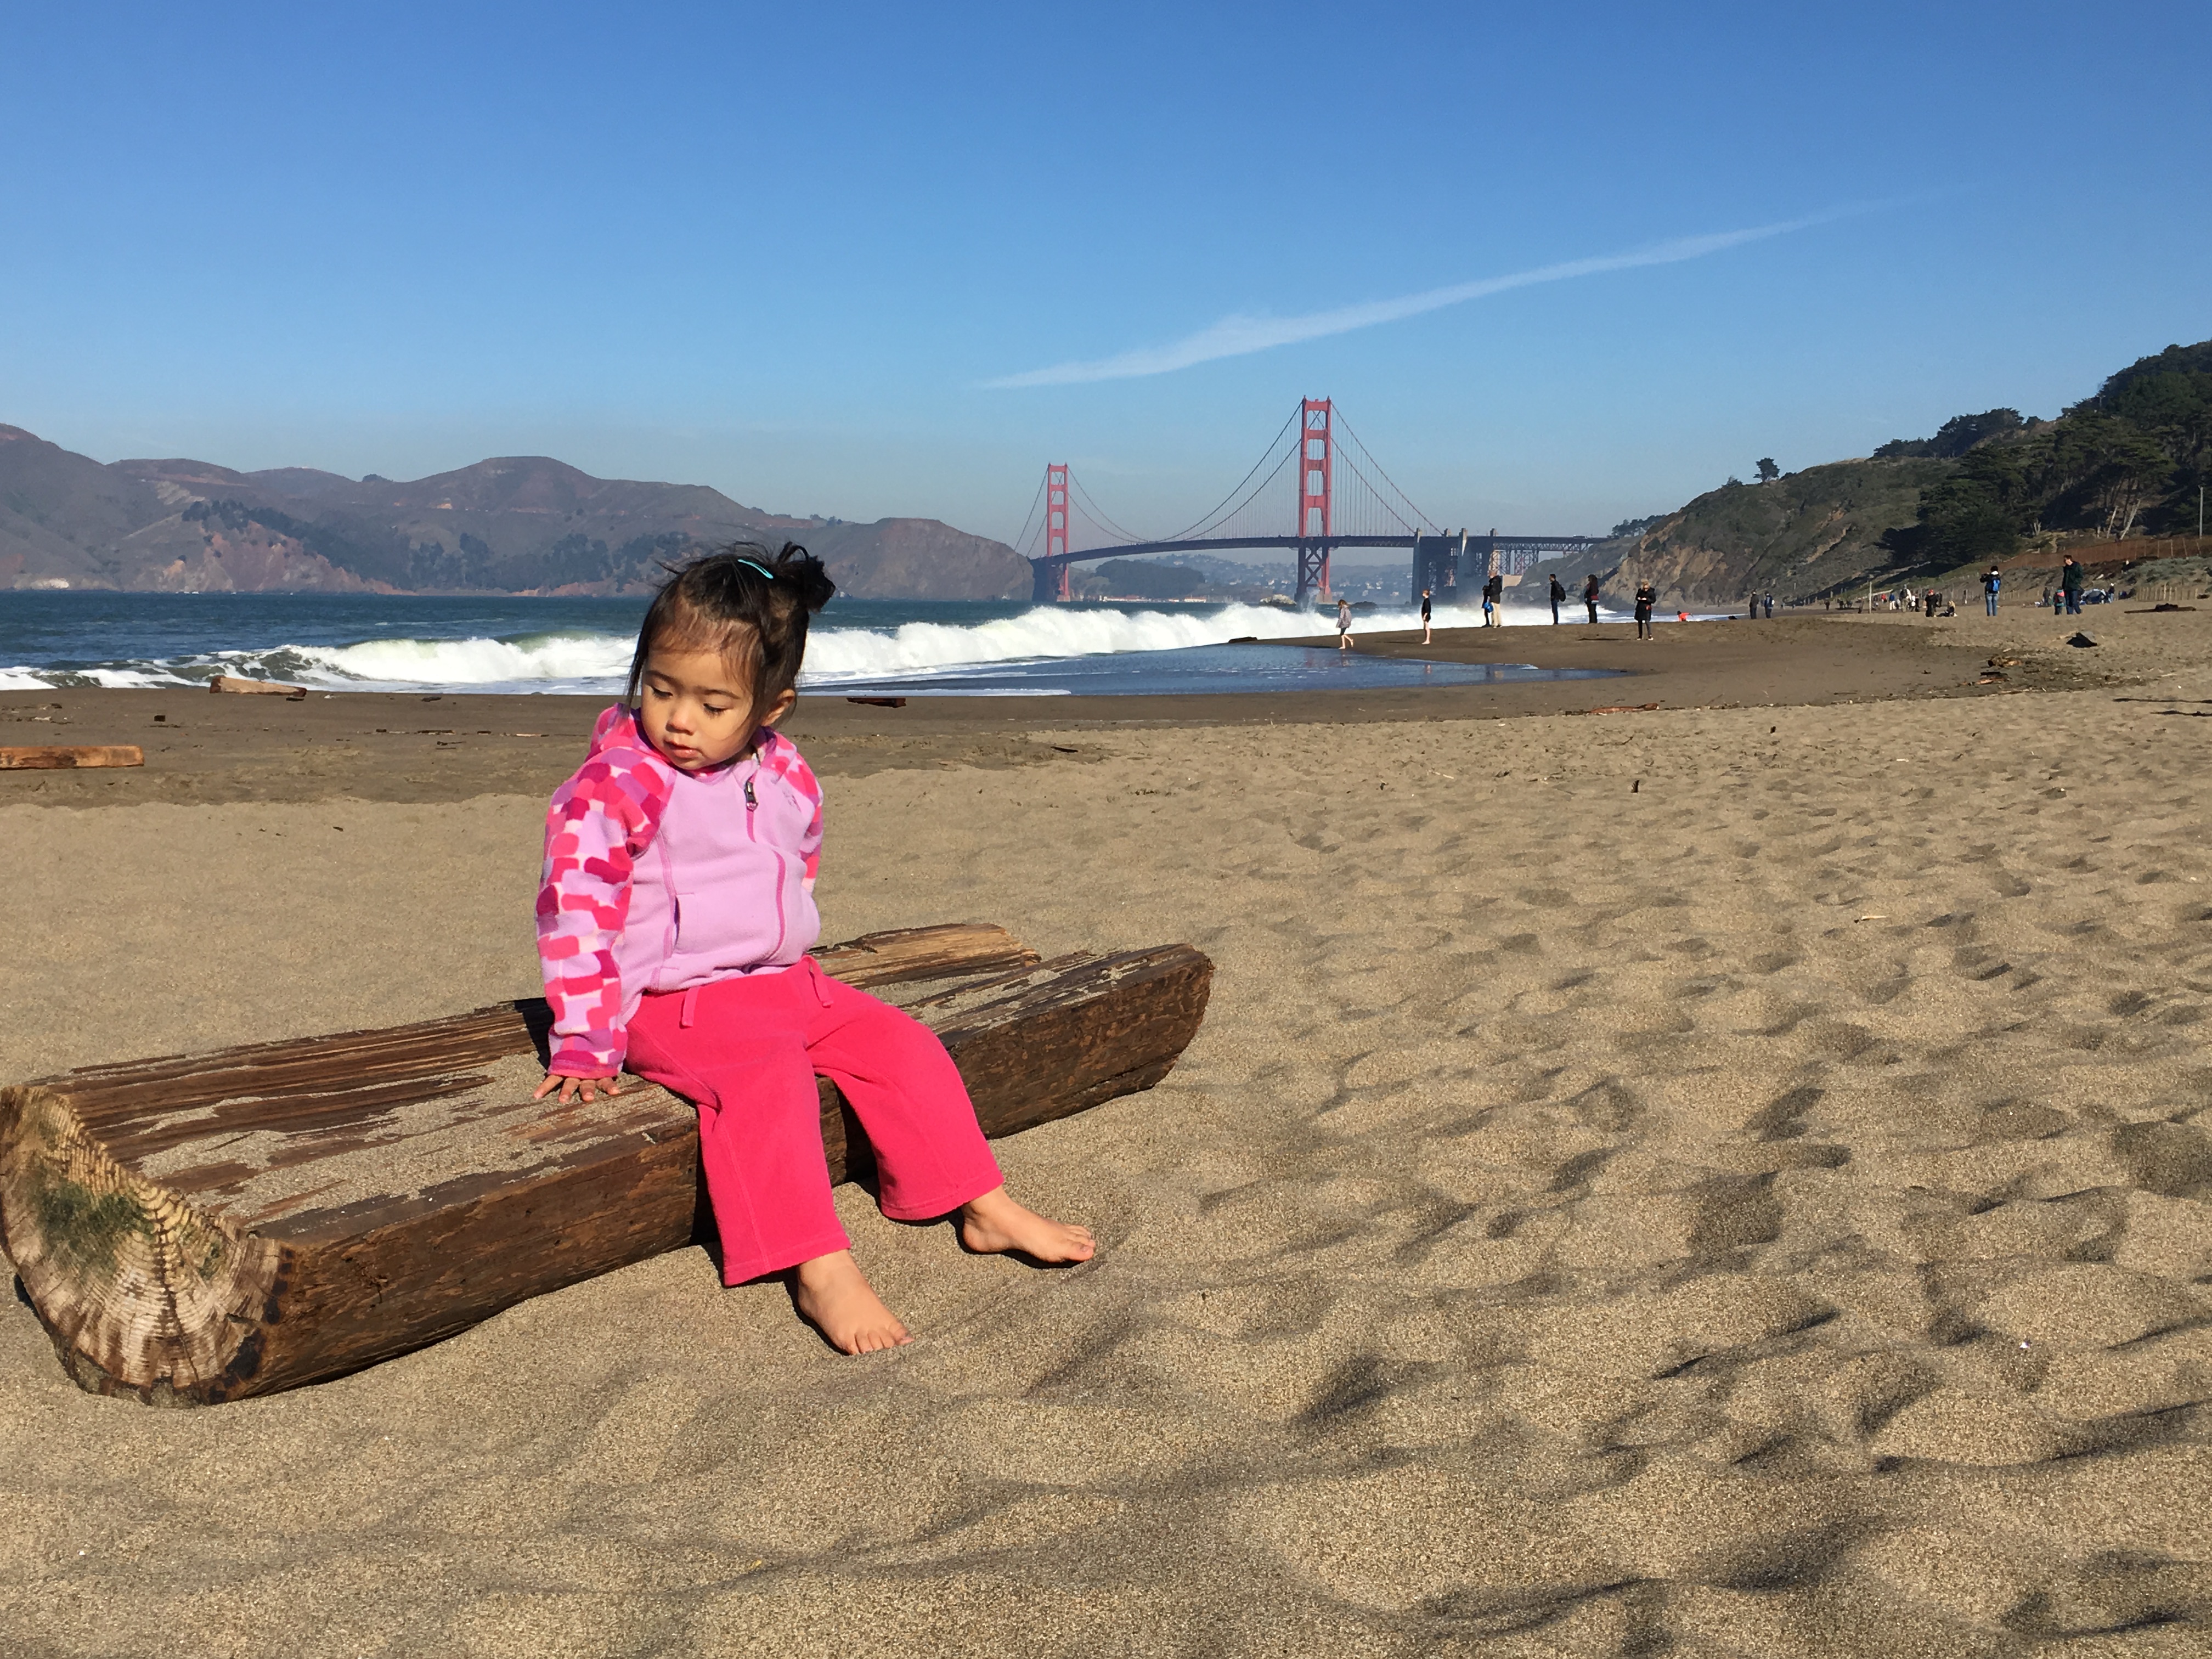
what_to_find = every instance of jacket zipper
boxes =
[742,759,789,960]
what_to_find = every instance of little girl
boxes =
[533,543,1093,1353]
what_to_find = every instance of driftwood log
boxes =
[208,675,307,697]
[0,745,144,770]
[0,923,1211,1405]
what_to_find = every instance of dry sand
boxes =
[4,608,2211,1655]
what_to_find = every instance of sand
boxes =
[4,607,2211,1655]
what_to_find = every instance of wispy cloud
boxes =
[981,210,1860,390]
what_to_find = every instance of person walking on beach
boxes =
[1484,571,1504,627]
[534,543,1092,1355]
[1983,565,2001,615]
[1549,573,1566,624]
[1633,581,1656,640]
[2060,556,2084,616]
[1420,586,1433,645]
[1337,596,1355,650]
[1584,572,1601,624]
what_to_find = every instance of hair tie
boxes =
[736,558,776,582]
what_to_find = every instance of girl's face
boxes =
[636,644,796,772]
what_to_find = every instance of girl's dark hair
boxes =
[625,541,837,714]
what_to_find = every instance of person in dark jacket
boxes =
[1633,582,1656,640]
[1583,572,1601,624]
[1549,573,1566,623]
[1483,572,1504,627]
[1419,586,1433,645]
[2059,557,2084,616]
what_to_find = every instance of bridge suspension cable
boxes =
[1068,474,1150,548]
[1330,407,1439,535]
[1008,469,1048,560]
[1159,404,1302,543]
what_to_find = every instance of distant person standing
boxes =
[1983,565,2001,616]
[1336,596,1354,650]
[1484,572,1504,627]
[1548,573,1566,623]
[1924,588,1939,618]
[1633,581,1656,640]
[1764,592,1775,619]
[2060,556,2084,616]
[1584,573,1602,624]
[1419,586,1433,645]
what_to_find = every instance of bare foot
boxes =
[958,1186,1096,1264]
[792,1251,911,1354]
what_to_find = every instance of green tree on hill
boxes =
[1756,457,1780,482]
[2084,342,2210,532]
[1875,409,2024,459]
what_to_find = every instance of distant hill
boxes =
[1552,336,2212,604]
[0,427,1031,600]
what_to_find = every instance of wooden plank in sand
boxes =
[208,675,307,697]
[0,744,144,770]
[0,923,1212,1406]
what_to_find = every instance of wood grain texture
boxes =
[0,924,1210,1405]
[0,744,144,770]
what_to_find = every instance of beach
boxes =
[5,607,2211,1655]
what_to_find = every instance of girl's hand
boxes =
[534,1070,625,1105]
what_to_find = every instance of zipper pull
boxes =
[743,776,757,811]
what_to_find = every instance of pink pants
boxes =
[625,958,1003,1284]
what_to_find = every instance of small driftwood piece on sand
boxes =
[0,744,144,770]
[0,923,1212,1405]
[208,675,307,698]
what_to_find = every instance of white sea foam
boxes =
[285,631,633,689]
[0,599,1624,695]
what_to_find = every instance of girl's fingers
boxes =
[533,1074,623,1104]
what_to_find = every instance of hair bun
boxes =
[769,543,837,614]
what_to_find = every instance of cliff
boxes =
[1553,336,2210,605]
[1547,457,1954,606]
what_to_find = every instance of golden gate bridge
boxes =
[1012,398,1602,605]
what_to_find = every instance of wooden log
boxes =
[0,924,1211,1404]
[208,675,307,697]
[0,744,144,770]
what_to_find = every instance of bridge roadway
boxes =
[1029,533,1602,604]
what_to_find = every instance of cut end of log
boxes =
[0,1084,282,1404]
[0,744,145,770]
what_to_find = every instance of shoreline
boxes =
[0,613,2128,805]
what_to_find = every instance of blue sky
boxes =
[3,1,2205,551]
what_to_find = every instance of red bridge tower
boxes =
[1045,462,1071,601]
[1296,398,1333,602]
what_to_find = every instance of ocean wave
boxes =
[0,599,1615,695]
[285,631,633,689]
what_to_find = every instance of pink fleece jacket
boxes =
[537,704,823,1076]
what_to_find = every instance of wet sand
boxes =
[4,608,2210,1655]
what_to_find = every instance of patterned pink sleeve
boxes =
[535,717,673,1076]
[760,732,825,889]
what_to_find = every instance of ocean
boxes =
[0,591,1618,698]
